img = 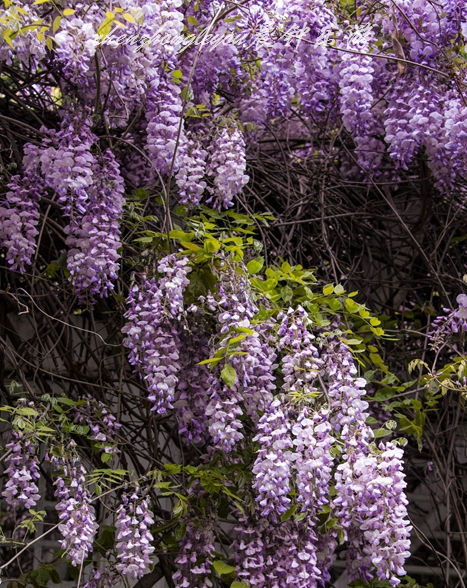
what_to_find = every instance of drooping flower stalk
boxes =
[2,430,41,510]
[205,124,249,210]
[173,520,216,588]
[65,149,125,299]
[0,172,42,274]
[251,397,294,520]
[115,490,155,579]
[122,254,190,413]
[205,276,276,452]
[51,452,98,567]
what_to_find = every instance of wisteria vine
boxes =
[1,0,465,586]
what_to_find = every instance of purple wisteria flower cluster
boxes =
[338,26,375,138]
[293,408,334,514]
[176,320,212,444]
[278,305,324,398]
[73,398,122,454]
[0,173,42,273]
[246,315,411,585]
[205,124,250,210]
[115,490,155,579]
[65,149,125,299]
[29,113,97,217]
[234,515,324,587]
[0,112,126,298]
[173,520,216,588]
[252,397,294,520]
[428,293,467,350]
[1,429,40,510]
[175,132,208,206]
[334,442,411,586]
[51,452,98,567]
[146,73,186,177]
[205,276,277,452]
[122,254,190,413]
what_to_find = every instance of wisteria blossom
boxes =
[173,520,216,588]
[205,125,249,210]
[52,454,98,567]
[122,255,190,413]
[2,430,40,510]
[115,491,155,579]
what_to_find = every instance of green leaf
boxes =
[370,326,385,336]
[334,284,345,295]
[280,285,293,303]
[280,503,297,522]
[180,241,201,251]
[342,338,362,346]
[134,236,155,244]
[345,298,360,313]
[163,463,182,474]
[213,560,236,576]
[52,15,61,33]
[56,397,77,406]
[198,357,222,365]
[204,238,220,253]
[221,364,237,388]
[16,407,38,417]
[228,333,249,344]
[169,229,194,241]
[247,257,264,274]
[231,582,250,588]
[322,284,334,295]
[373,427,392,438]
[324,516,338,531]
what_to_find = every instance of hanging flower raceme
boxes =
[17,113,125,299]
[27,114,97,217]
[0,172,42,273]
[338,26,375,138]
[320,330,371,442]
[122,254,190,413]
[205,277,277,452]
[65,149,125,299]
[234,514,322,587]
[53,6,100,82]
[73,398,121,454]
[176,320,212,444]
[2,429,41,510]
[233,516,267,586]
[292,408,334,514]
[146,73,186,177]
[278,305,324,398]
[173,519,216,588]
[206,123,249,210]
[428,293,467,350]
[51,452,98,567]
[175,131,208,206]
[115,490,155,579]
[333,441,411,586]
[251,397,294,521]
